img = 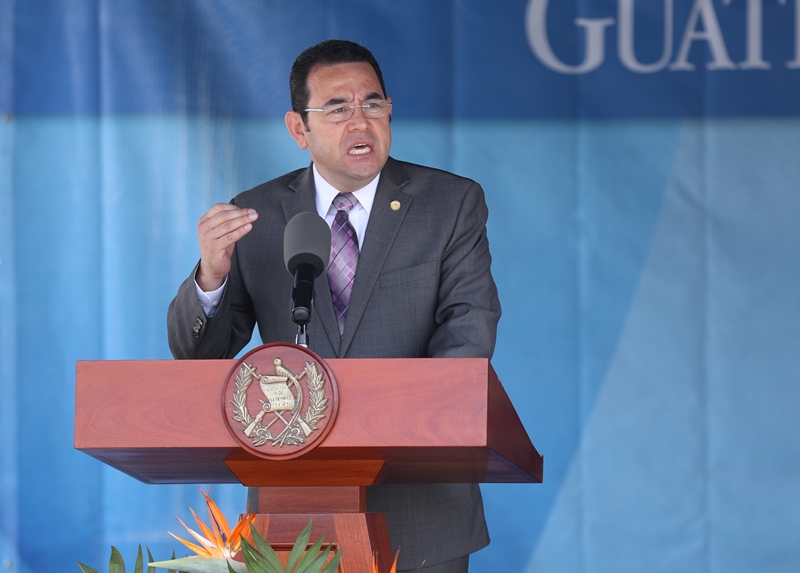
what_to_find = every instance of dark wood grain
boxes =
[255,486,366,513]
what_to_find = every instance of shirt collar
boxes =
[313,164,378,217]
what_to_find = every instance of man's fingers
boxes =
[215,220,254,245]
[199,204,257,229]
[199,206,258,241]
[199,202,247,222]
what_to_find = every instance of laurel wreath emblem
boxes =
[230,360,328,448]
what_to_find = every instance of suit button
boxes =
[192,317,204,337]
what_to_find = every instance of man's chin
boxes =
[345,159,386,183]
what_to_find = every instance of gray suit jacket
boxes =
[168,157,501,569]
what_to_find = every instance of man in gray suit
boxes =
[168,40,500,573]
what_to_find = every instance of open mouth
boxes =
[349,143,372,156]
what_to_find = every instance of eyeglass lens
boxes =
[325,101,391,122]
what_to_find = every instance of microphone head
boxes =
[284,211,331,277]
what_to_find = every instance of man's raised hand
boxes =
[196,204,258,291]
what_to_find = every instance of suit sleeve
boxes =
[427,181,501,359]
[166,247,256,359]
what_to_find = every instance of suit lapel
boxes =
[340,159,411,356]
[284,166,341,353]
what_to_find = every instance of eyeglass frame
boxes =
[303,99,393,123]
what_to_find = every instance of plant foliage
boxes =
[77,545,168,573]
[234,520,341,573]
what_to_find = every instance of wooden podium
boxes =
[75,356,542,572]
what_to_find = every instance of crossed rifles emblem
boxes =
[231,356,327,448]
[244,358,313,438]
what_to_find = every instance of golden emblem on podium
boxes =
[222,343,339,459]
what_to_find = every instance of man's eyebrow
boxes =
[322,97,349,107]
[320,93,384,107]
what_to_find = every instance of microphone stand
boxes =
[291,263,316,348]
[296,323,308,348]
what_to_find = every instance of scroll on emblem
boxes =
[222,343,339,460]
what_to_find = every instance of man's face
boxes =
[285,62,391,193]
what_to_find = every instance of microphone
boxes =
[284,211,331,325]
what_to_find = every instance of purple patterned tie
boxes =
[328,193,360,335]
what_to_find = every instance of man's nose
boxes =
[348,106,370,127]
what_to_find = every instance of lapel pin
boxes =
[390,200,401,211]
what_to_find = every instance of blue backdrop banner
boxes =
[6,0,800,118]
[1,2,799,573]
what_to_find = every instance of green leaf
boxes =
[241,537,278,573]
[293,549,324,573]
[292,535,326,573]
[245,524,284,573]
[146,548,156,573]
[134,545,144,573]
[319,550,341,573]
[166,550,177,573]
[285,519,313,573]
[249,524,282,569]
[109,547,126,573]
[76,560,99,573]
[147,556,246,573]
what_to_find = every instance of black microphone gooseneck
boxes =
[283,212,331,347]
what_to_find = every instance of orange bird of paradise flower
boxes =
[169,489,256,559]
[374,549,401,573]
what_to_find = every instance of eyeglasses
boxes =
[304,99,392,123]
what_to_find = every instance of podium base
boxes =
[253,512,393,573]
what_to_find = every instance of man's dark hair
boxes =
[290,39,387,122]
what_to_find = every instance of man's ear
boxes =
[285,111,309,150]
